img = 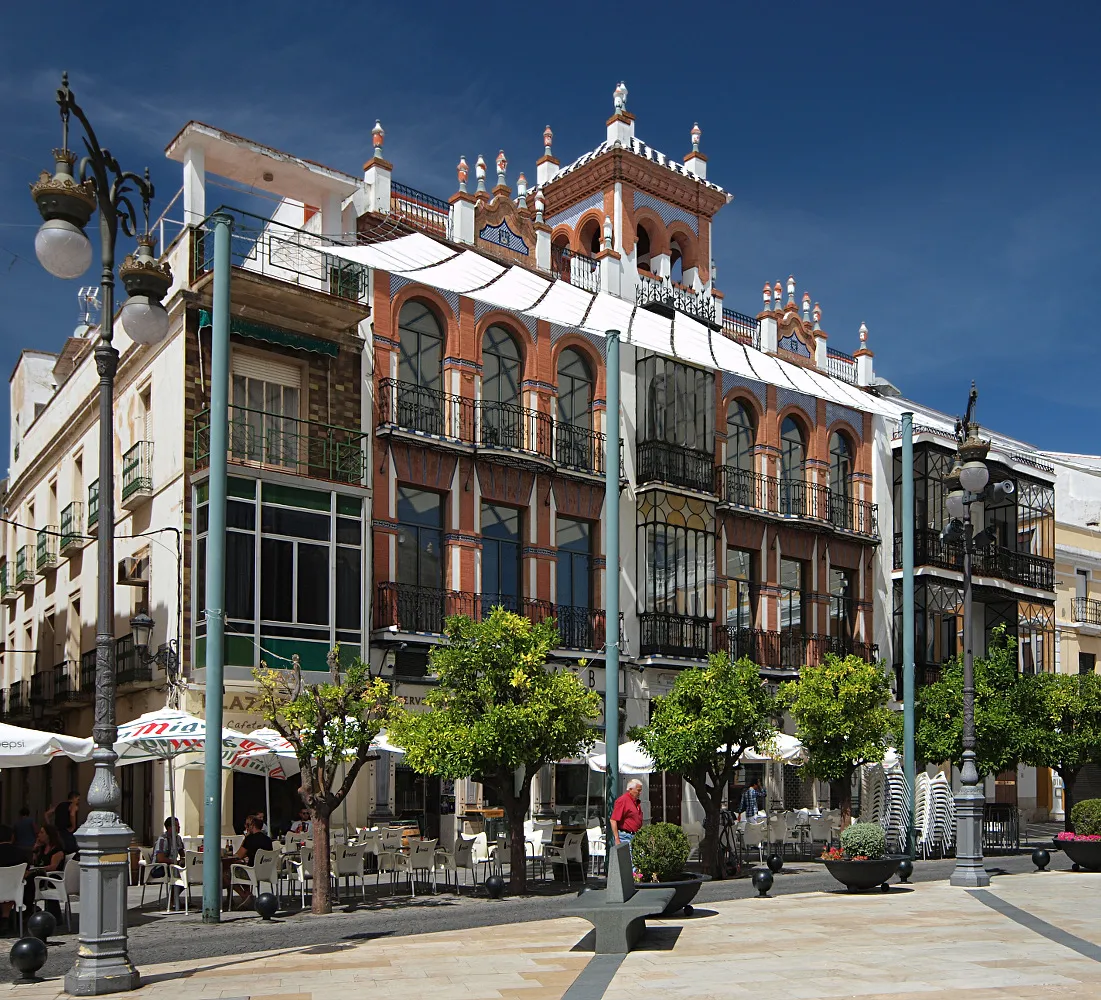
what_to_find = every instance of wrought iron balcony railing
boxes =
[30,670,53,715]
[721,308,761,350]
[637,441,714,494]
[390,182,450,239]
[52,659,92,707]
[0,563,12,603]
[1072,597,1101,626]
[15,546,35,589]
[80,649,97,695]
[717,467,879,538]
[639,612,714,659]
[550,245,600,293]
[636,272,717,327]
[375,583,609,650]
[893,529,1055,592]
[554,423,606,476]
[827,347,858,384]
[36,527,59,574]
[121,442,153,503]
[476,399,553,460]
[715,626,880,672]
[87,480,99,533]
[7,681,29,719]
[60,502,84,552]
[377,378,474,440]
[194,405,368,486]
[116,633,152,687]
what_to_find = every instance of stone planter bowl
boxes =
[822,856,903,893]
[633,873,711,915]
[1054,838,1101,871]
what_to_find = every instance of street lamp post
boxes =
[944,383,993,888]
[31,73,172,995]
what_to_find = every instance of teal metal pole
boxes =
[202,213,233,921]
[604,329,621,825]
[901,412,916,857]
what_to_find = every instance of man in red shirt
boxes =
[610,778,645,848]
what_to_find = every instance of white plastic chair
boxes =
[743,819,768,863]
[288,846,315,907]
[436,837,478,893]
[332,844,366,901]
[470,832,498,880]
[173,851,205,913]
[34,858,80,930]
[393,839,438,897]
[586,825,607,876]
[0,864,27,935]
[808,815,834,849]
[230,848,280,905]
[140,858,180,909]
[543,831,585,886]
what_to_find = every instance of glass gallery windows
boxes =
[194,478,364,671]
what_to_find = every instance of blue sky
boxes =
[1,1,1099,455]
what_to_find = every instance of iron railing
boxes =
[377,378,474,440]
[52,659,91,707]
[893,529,1055,592]
[0,563,11,601]
[717,467,879,538]
[550,245,600,293]
[116,633,152,686]
[60,502,83,550]
[716,627,880,671]
[827,347,858,384]
[80,649,97,694]
[7,681,29,718]
[121,442,153,501]
[636,272,717,326]
[192,206,369,302]
[390,182,450,239]
[30,670,53,713]
[639,612,714,659]
[721,308,761,349]
[36,527,58,573]
[554,423,606,475]
[88,480,99,532]
[15,546,34,587]
[1072,597,1101,626]
[374,583,607,650]
[636,441,714,493]
[194,405,367,486]
[476,399,553,460]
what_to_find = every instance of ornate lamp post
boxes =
[942,383,995,888]
[31,73,172,995]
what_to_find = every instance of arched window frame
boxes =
[397,299,444,390]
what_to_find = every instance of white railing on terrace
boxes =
[826,347,857,384]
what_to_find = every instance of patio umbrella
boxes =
[0,723,92,767]
[720,732,808,764]
[586,740,655,775]
[244,728,302,831]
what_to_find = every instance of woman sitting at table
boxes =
[26,825,65,915]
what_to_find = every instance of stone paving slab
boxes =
[4,871,1098,1000]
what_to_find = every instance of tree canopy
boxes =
[254,650,397,913]
[637,653,775,877]
[387,608,601,892]
[780,653,892,826]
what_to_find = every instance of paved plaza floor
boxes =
[6,869,1099,1000]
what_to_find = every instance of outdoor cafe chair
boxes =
[525,828,547,881]
[470,832,499,880]
[34,858,80,931]
[288,846,318,907]
[173,851,205,913]
[808,815,834,849]
[140,857,180,910]
[393,838,438,897]
[0,864,27,936]
[332,844,366,901]
[742,817,768,863]
[230,848,280,905]
[543,831,585,887]
[585,825,607,877]
[436,836,478,893]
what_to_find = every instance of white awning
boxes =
[324,235,893,415]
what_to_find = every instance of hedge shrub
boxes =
[631,823,691,882]
[1071,798,1101,836]
[839,822,886,859]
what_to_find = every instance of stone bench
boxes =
[563,844,675,954]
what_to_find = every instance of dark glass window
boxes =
[727,401,755,474]
[726,548,754,629]
[830,432,853,499]
[636,354,714,452]
[261,505,330,541]
[829,567,853,641]
[780,417,806,516]
[398,301,443,390]
[780,558,804,633]
[482,502,521,612]
[336,546,361,630]
[482,326,521,406]
[296,543,329,625]
[227,499,255,530]
[557,349,592,429]
[396,487,443,589]
[261,538,294,622]
[336,516,361,545]
[556,518,592,608]
[226,532,255,620]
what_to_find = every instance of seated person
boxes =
[288,808,312,836]
[229,815,273,907]
[27,825,65,915]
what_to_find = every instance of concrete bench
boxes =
[563,844,675,954]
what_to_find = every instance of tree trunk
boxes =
[1061,768,1079,833]
[311,804,333,914]
[699,795,725,879]
[831,778,853,830]
[507,803,527,894]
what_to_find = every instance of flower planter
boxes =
[633,873,711,915]
[821,856,903,893]
[1054,837,1101,871]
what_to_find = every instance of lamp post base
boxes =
[64,816,141,995]
[950,784,990,888]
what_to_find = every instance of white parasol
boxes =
[0,723,92,767]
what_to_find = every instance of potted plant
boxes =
[820,822,902,893]
[630,823,710,915]
[1055,799,1101,871]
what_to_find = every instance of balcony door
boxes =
[231,354,301,470]
[397,301,444,434]
[780,417,806,516]
[556,348,594,469]
[779,557,806,667]
[556,517,593,647]
[829,567,854,650]
[829,431,854,528]
[481,325,522,448]
[481,502,521,615]
[725,400,756,504]
[396,487,444,632]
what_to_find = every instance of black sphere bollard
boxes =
[766,853,784,874]
[26,911,56,943]
[484,874,505,899]
[1032,848,1051,872]
[255,893,279,920]
[751,869,774,897]
[897,859,914,883]
[9,937,47,982]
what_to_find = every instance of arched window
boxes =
[636,224,652,273]
[780,416,806,516]
[481,325,522,448]
[556,348,595,471]
[398,301,443,390]
[397,301,444,434]
[578,218,602,255]
[670,236,686,284]
[726,400,755,473]
[829,431,853,497]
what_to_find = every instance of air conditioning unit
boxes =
[117,553,150,587]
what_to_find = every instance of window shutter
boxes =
[232,353,301,388]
